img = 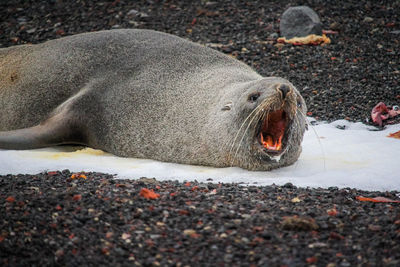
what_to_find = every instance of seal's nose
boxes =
[278,84,291,99]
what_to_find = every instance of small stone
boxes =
[26,28,36,34]
[340,260,351,267]
[269,32,279,39]
[308,242,328,248]
[220,233,228,238]
[55,249,64,258]
[283,182,294,188]
[363,16,374,23]
[291,197,301,203]
[368,224,382,231]
[122,233,131,240]
[183,229,196,236]
[281,216,319,231]
[241,237,250,243]
[127,9,139,16]
[329,22,340,30]
[280,6,323,39]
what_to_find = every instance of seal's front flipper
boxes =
[0,113,86,150]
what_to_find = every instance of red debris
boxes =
[329,232,345,240]
[145,239,155,247]
[56,29,65,36]
[6,196,15,203]
[327,207,338,216]
[139,188,160,199]
[106,232,113,239]
[72,194,82,201]
[322,30,339,34]
[356,196,400,203]
[371,102,400,127]
[306,256,317,264]
[190,232,201,238]
[101,247,110,255]
[179,209,189,215]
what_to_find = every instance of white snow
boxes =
[1,119,399,191]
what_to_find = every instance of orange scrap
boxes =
[387,130,400,139]
[71,173,87,179]
[139,188,160,200]
[277,34,331,46]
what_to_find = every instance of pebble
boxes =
[363,16,374,23]
[279,6,323,39]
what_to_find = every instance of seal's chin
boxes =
[256,108,288,158]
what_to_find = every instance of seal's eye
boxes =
[393,105,399,111]
[248,92,260,103]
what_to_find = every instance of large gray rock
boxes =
[280,6,322,39]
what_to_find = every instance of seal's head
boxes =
[225,77,307,171]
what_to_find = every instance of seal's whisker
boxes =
[229,105,263,165]
[231,107,265,166]
[229,101,267,166]
[228,101,266,158]
[297,109,326,171]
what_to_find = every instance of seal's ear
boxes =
[221,102,233,111]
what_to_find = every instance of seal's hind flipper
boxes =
[0,114,86,150]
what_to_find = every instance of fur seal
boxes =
[0,29,307,171]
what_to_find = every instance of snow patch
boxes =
[1,120,399,191]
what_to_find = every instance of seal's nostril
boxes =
[278,84,291,99]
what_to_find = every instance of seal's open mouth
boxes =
[258,109,287,155]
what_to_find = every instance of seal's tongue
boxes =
[260,109,286,151]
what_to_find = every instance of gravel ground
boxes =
[1,0,400,266]
[1,171,400,266]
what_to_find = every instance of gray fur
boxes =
[0,29,307,170]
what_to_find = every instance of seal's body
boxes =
[0,29,307,170]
